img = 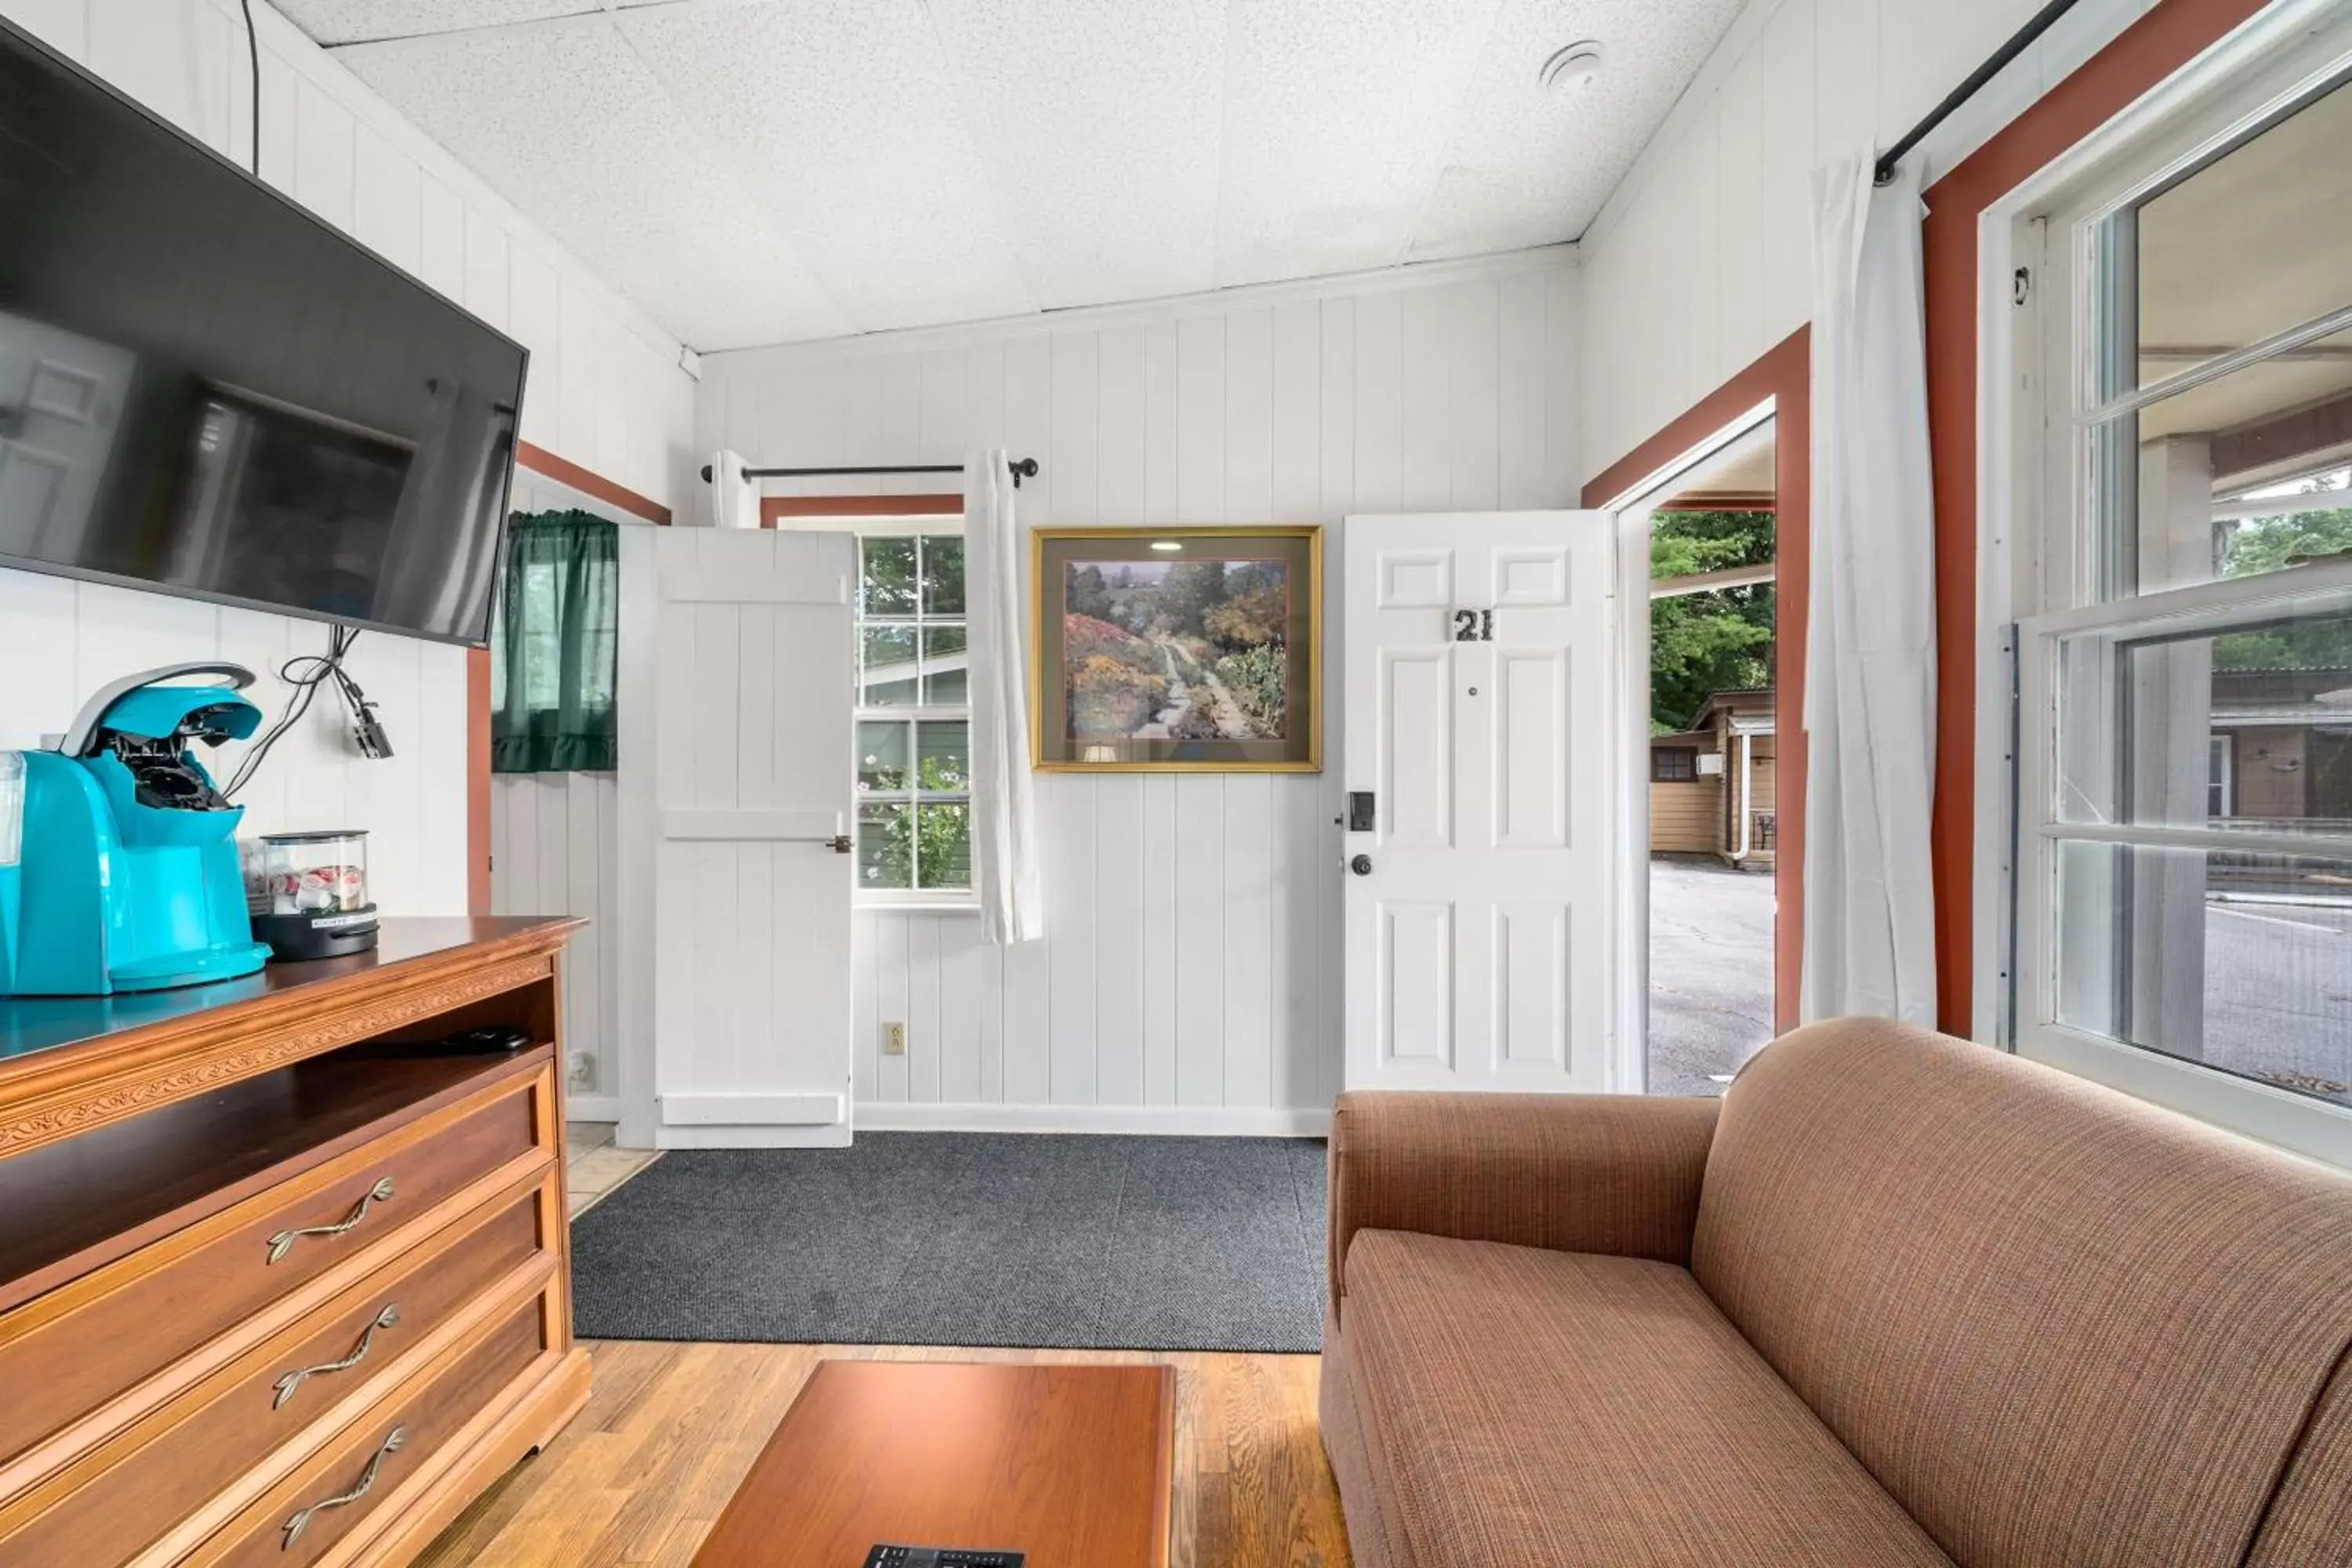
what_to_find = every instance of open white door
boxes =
[1342,512,1617,1092]
[617,527,856,1148]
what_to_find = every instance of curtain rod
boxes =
[699,457,1040,487]
[1874,0,2084,185]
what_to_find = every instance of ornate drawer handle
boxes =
[282,1425,406,1551]
[267,1178,395,1265]
[273,1303,401,1410]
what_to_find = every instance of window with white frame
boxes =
[2008,28,2352,1157]
[852,525,972,899]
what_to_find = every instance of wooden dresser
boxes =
[0,917,590,1568]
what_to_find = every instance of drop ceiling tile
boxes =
[1411,0,1745,259]
[341,20,850,349]
[616,0,1036,334]
[275,0,587,47]
[1214,0,1504,289]
[924,0,1226,311]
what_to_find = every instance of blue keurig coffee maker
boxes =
[0,662,274,996]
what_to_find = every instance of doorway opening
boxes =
[1630,419,1780,1094]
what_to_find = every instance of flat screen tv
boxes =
[0,16,527,648]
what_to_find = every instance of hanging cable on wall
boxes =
[238,0,260,175]
[224,625,393,798]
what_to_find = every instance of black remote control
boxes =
[864,1548,1024,1568]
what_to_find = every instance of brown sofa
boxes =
[1320,1019,2352,1567]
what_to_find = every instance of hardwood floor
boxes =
[415,1341,1353,1567]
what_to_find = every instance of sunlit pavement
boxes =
[1648,857,1776,1097]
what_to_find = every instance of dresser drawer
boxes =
[201,1292,550,1568]
[0,1178,553,1568]
[0,1066,547,1468]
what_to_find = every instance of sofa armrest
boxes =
[1327,1091,1719,1317]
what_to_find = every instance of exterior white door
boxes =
[1342,512,1617,1092]
[616,526,857,1148]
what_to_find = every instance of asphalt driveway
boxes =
[1649,856,1777,1096]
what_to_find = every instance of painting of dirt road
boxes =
[1063,558,1290,742]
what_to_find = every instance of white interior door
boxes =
[1343,512,1617,1092]
[617,526,856,1148]
[0,309,134,549]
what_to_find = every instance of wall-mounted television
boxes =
[0,16,527,648]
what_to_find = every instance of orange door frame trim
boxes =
[1582,328,1810,1034]
[1921,0,2268,1032]
[1583,0,2267,1040]
[467,445,673,914]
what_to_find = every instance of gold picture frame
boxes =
[1030,525,1323,773]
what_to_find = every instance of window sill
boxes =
[855,898,982,916]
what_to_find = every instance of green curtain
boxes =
[491,510,619,773]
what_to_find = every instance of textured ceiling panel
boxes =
[924,0,1226,311]
[617,0,1036,334]
[1413,0,1745,261]
[342,20,850,349]
[302,0,1740,351]
[1213,0,1504,289]
[274,0,582,47]
[274,0,703,47]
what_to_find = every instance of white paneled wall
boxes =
[698,254,1582,1131]
[1576,0,2163,484]
[0,0,696,916]
[485,467,644,1106]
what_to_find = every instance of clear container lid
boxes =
[260,829,368,914]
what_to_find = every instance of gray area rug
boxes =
[571,1133,1327,1352]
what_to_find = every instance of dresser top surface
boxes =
[0,916,579,1066]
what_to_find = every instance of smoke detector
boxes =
[1540,40,1606,95]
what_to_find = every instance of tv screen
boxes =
[0,18,526,647]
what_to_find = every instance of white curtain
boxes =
[964,450,1045,944]
[704,450,759,530]
[1801,153,1939,1025]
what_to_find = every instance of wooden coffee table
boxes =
[690,1359,1176,1568]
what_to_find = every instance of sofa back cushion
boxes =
[1692,1018,2352,1568]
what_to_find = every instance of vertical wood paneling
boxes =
[699,259,1581,1120]
[1223,308,1274,521]
[1446,281,1501,512]
[1174,774,1225,1107]
[1220,775,1273,1108]
[5,0,695,985]
[1142,773,1179,1107]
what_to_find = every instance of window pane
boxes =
[2127,78,2352,396]
[861,625,919,707]
[2089,331,2352,599]
[924,622,968,706]
[914,802,971,890]
[923,535,965,615]
[857,720,909,793]
[2055,839,2352,1106]
[862,537,919,615]
[857,802,910,888]
[916,719,970,794]
[2056,606,2352,834]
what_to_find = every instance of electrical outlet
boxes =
[566,1048,593,1087]
[882,1021,907,1056]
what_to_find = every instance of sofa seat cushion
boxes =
[1338,1229,1953,1568]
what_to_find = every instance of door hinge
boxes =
[2013,267,2032,305]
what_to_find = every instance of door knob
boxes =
[1349,855,1373,876]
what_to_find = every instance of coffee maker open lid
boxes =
[56,663,259,758]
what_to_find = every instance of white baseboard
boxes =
[854,1102,1332,1138]
[653,1124,855,1149]
[565,1093,622,1123]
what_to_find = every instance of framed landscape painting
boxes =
[1031,526,1322,772]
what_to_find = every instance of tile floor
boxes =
[565,1123,660,1218]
